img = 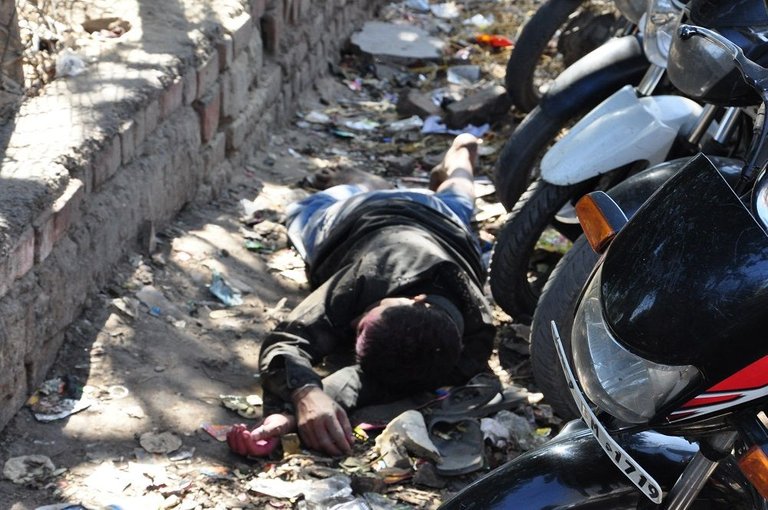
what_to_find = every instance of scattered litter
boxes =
[405,0,429,11]
[343,119,380,131]
[388,115,424,132]
[536,228,572,254]
[169,447,195,462]
[480,410,546,450]
[247,475,353,506]
[220,394,263,419]
[3,455,56,485]
[139,431,182,454]
[447,65,481,85]
[351,22,445,61]
[199,465,232,479]
[287,148,303,158]
[107,385,130,400]
[209,309,241,319]
[304,110,332,124]
[346,78,363,91]
[475,34,514,48]
[474,177,496,198]
[27,377,93,422]
[201,423,232,442]
[264,297,290,321]
[82,16,131,37]
[268,250,308,285]
[281,433,302,456]
[110,297,139,318]
[375,410,441,463]
[55,49,86,77]
[463,13,495,29]
[304,475,354,508]
[247,477,311,499]
[430,2,461,19]
[332,129,357,139]
[245,239,273,253]
[421,115,490,138]
[474,201,506,222]
[136,285,184,319]
[209,272,243,307]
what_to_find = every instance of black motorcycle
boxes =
[441,13,768,510]
[531,0,768,420]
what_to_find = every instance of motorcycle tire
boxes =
[494,105,572,211]
[529,235,597,420]
[490,178,593,323]
[505,0,622,113]
[505,0,584,113]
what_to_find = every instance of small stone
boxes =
[139,431,182,454]
[445,85,511,129]
[397,89,441,119]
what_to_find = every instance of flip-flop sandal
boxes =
[421,373,523,419]
[428,416,485,476]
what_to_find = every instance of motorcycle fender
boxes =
[439,421,756,509]
[541,86,705,186]
[539,35,649,120]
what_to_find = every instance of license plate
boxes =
[551,321,663,504]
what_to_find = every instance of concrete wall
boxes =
[0,0,386,432]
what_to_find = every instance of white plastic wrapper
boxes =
[55,49,87,77]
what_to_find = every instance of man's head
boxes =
[354,295,463,393]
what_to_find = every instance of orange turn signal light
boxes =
[739,446,768,499]
[575,191,628,254]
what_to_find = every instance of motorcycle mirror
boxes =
[575,191,628,254]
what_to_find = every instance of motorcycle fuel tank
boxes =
[600,154,768,388]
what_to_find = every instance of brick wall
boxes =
[0,0,386,432]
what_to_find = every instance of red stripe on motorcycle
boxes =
[709,355,768,392]
[680,393,741,408]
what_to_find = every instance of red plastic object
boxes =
[475,34,514,48]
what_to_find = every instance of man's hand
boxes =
[292,386,354,456]
[227,413,295,457]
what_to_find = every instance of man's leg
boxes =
[431,134,481,228]
[285,184,366,261]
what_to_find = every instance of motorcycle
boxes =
[491,0,752,322]
[440,13,768,510]
[530,0,768,420]
[505,0,634,113]
[494,0,652,211]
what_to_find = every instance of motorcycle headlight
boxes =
[642,0,684,68]
[571,268,700,424]
[615,0,645,25]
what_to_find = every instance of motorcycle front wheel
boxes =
[494,105,576,211]
[505,0,622,113]
[489,179,592,323]
[530,235,597,419]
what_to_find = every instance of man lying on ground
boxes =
[227,134,496,457]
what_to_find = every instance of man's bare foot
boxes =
[303,166,394,191]
[429,134,481,191]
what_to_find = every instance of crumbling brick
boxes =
[92,135,122,190]
[226,13,254,57]
[197,52,220,100]
[218,34,234,72]
[195,83,221,144]
[161,77,184,119]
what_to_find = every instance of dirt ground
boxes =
[0,1,614,508]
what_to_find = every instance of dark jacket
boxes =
[259,199,496,411]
